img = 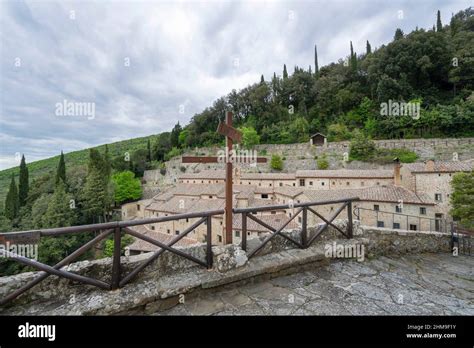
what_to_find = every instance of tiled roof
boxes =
[147,196,225,213]
[302,185,434,205]
[127,225,199,253]
[296,169,393,179]
[215,213,299,232]
[179,170,295,180]
[403,161,474,173]
[274,186,305,197]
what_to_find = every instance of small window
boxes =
[279,183,283,187]
[247,232,250,236]
[376,182,380,185]
[332,181,335,185]
[420,207,426,215]
[175,230,180,235]
[293,183,296,186]
[361,182,364,186]
[261,194,268,199]
[186,218,189,222]
[298,217,302,223]
[218,235,222,243]
[409,224,417,231]
[300,179,305,186]
[377,221,385,228]
[151,226,155,230]
[137,204,140,211]
[167,229,170,234]
[271,211,276,214]
[393,222,400,229]
[435,193,442,201]
[309,181,313,186]
[346,182,350,186]
[321,182,325,186]
[395,206,402,213]
[235,231,240,238]
[374,205,379,211]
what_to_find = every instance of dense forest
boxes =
[1,8,473,273]
[172,8,473,147]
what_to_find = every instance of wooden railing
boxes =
[0,198,359,306]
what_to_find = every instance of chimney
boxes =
[393,157,401,186]
[425,159,435,171]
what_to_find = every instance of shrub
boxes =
[180,166,186,172]
[349,133,377,161]
[271,154,283,171]
[317,156,329,169]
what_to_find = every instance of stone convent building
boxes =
[123,160,473,253]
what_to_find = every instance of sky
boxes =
[0,0,471,170]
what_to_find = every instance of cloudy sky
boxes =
[0,0,470,169]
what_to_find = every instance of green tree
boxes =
[450,171,474,229]
[18,155,29,207]
[436,10,443,32]
[112,171,142,204]
[43,181,76,228]
[394,28,404,40]
[55,151,66,186]
[146,138,152,162]
[4,174,19,220]
[82,149,110,222]
[170,122,182,148]
[349,132,377,161]
[314,44,319,78]
[270,154,283,171]
[317,155,329,169]
[241,126,260,148]
[366,40,372,55]
[283,64,288,79]
[178,129,189,147]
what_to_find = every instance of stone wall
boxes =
[0,220,452,313]
[141,137,474,189]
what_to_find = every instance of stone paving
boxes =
[157,253,474,315]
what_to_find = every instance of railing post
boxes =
[242,213,247,251]
[347,201,353,239]
[301,207,307,248]
[206,215,213,269]
[111,227,121,289]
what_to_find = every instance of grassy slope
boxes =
[0,134,160,206]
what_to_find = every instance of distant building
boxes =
[399,160,474,220]
[310,133,327,146]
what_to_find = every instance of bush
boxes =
[349,133,377,161]
[180,166,186,172]
[159,163,166,176]
[270,154,283,171]
[164,147,182,161]
[317,156,329,169]
[104,234,134,257]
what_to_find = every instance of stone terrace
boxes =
[158,253,473,315]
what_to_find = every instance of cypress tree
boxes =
[283,64,288,79]
[104,145,111,179]
[260,74,264,83]
[55,151,66,185]
[366,40,372,55]
[350,41,357,72]
[147,139,151,162]
[394,28,404,40]
[436,10,442,31]
[5,174,19,220]
[43,181,76,228]
[314,45,319,78]
[18,154,29,207]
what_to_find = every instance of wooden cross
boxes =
[182,111,267,244]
